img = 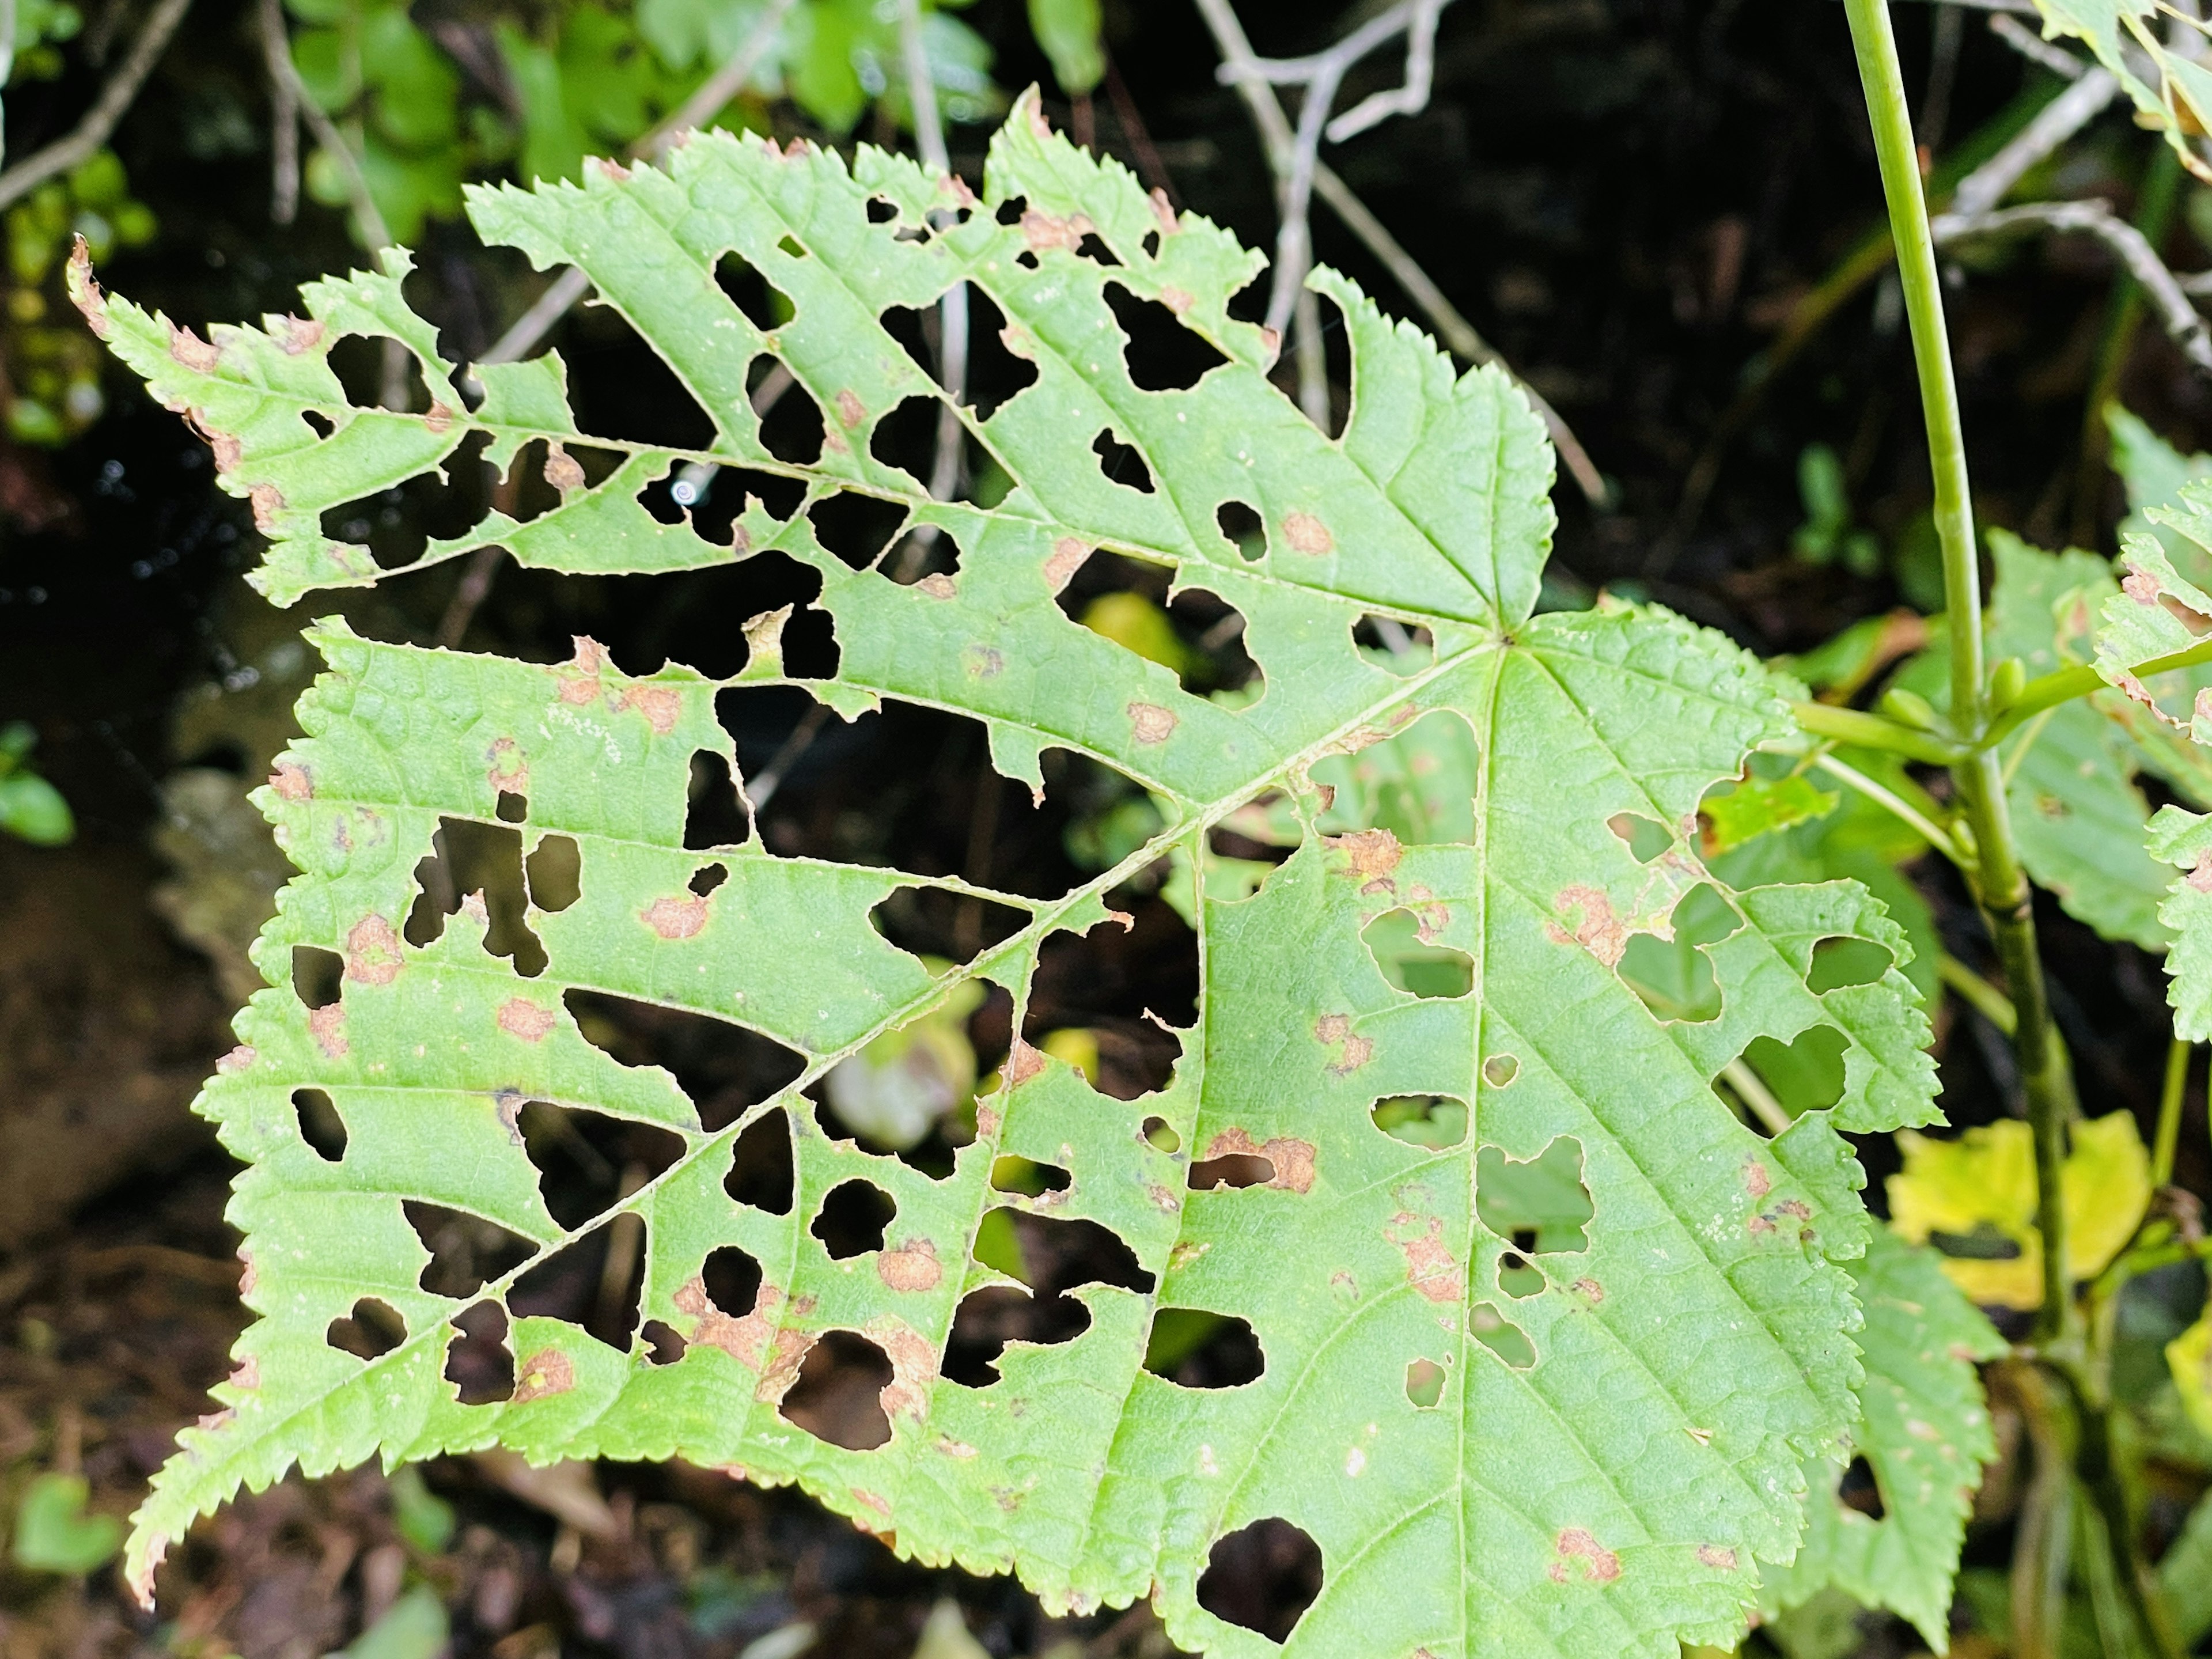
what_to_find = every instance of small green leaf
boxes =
[1699,773,1839,857]
[0,771,73,845]
[11,1472,123,1575]
[339,1585,448,1659]
[385,1465,454,1554]
[1027,0,1103,97]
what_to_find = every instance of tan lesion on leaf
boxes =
[249,483,285,531]
[309,1003,348,1059]
[276,315,324,355]
[485,737,528,796]
[66,238,111,339]
[512,1349,575,1404]
[1282,511,1332,555]
[543,442,586,497]
[1149,188,1180,240]
[876,1239,942,1291]
[344,914,402,984]
[424,402,454,435]
[1547,885,1628,968]
[1021,208,1094,252]
[498,998,556,1041]
[1387,1211,1463,1304]
[1325,827,1402,895]
[1695,1544,1737,1571]
[268,762,312,802]
[1044,537,1088,592]
[167,323,222,373]
[1128,702,1177,745]
[1003,1040,1048,1089]
[2191,850,2212,893]
[1313,1012,1374,1075]
[869,1317,937,1420]
[615,684,682,735]
[642,893,710,940]
[915,573,956,600]
[1550,1527,1621,1584]
[215,1043,256,1074]
[835,389,866,429]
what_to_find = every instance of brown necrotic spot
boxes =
[269,762,312,801]
[1044,537,1088,592]
[1128,702,1177,744]
[617,684,683,735]
[1190,1128,1315,1193]
[498,997,556,1041]
[168,323,221,372]
[309,1003,348,1059]
[512,1347,575,1404]
[1549,885,1627,967]
[1552,1528,1621,1584]
[344,914,402,984]
[1326,827,1402,893]
[1388,1213,1463,1305]
[1696,1544,1738,1571]
[1282,511,1332,555]
[543,442,586,495]
[877,1239,943,1291]
[642,893,710,939]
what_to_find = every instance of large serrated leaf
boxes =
[86,98,1941,1657]
[1758,1230,2003,1653]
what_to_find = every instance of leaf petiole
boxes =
[1789,698,1960,764]
[1982,635,2212,749]
[1810,749,1971,869]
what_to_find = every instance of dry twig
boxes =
[258,0,299,224]
[0,0,194,213]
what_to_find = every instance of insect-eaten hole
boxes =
[1607,812,1674,863]
[757,376,827,465]
[864,393,947,492]
[1839,1455,1886,1519]
[1498,1242,1545,1299]
[1216,499,1263,560]
[1143,1309,1264,1388]
[292,945,343,1010]
[866,888,1029,969]
[301,409,335,438]
[327,1296,406,1361]
[684,752,751,850]
[522,832,581,912]
[811,1179,896,1259]
[1405,1356,1449,1409]
[990,1156,1070,1197]
[1476,1137,1593,1255]
[713,252,795,334]
[944,1283,1089,1386]
[1023,926,1193,1098]
[1483,1054,1520,1089]
[779,1330,894,1450]
[945,1209,1152,1384]
[1809,934,1893,993]
[1197,1519,1323,1645]
[702,1244,763,1315]
[1730,1025,1849,1118]
[562,305,718,451]
[445,1301,515,1404]
[293,1088,347,1161]
[641,1319,688,1366]
[563,989,804,1131]
[807,491,910,573]
[316,463,472,574]
[880,287,1037,419]
[404,816,546,976]
[1143,1116,1181,1153]
[1619,927,1724,1024]
[516,1100,686,1231]
[404,1202,538,1298]
[1103,281,1228,391]
[494,790,527,824]
[1362,910,1473,999]
[726,1107,796,1213]
[1353,615,1435,673]
[1471,1302,1537,1369]
[1052,548,1257,695]
[1370,1094,1468,1150]
[509,1219,643,1348]
[1092,427,1154,494]
[1188,1146,1276,1191]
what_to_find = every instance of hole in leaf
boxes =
[1198,1520,1322,1644]
[1482,1054,1520,1089]
[684,752,750,849]
[702,1244,763,1314]
[990,1209,1154,1294]
[808,491,909,572]
[403,1202,537,1298]
[990,1156,1070,1196]
[995,196,1029,225]
[302,409,334,438]
[943,1283,1090,1385]
[713,254,794,333]
[1370,1095,1468,1149]
[945,1209,1154,1385]
[1023,926,1192,1097]
[1074,232,1120,266]
[688,862,728,897]
[1188,1149,1275,1190]
[758,378,827,465]
[1405,1357,1448,1408]
[293,945,342,1010]
[1498,1250,1545,1299]
[508,1219,643,1347]
[495,790,527,824]
[563,302,718,449]
[445,1301,514,1403]
[1354,615,1434,673]
[1362,910,1473,998]
[1736,1026,1849,1116]
[1607,812,1673,862]
[1619,930,1721,1023]
[1840,1455,1886,1519]
[726,1108,796,1213]
[404,816,546,976]
[864,393,947,493]
[294,1088,346,1160]
[811,1179,895,1259]
[1809,935,1893,993]
[1103,282,1228,391]
[517,1100,686,1231]
[1143,1116,1180,1153]
[563,990,804,1131]
[641,1318,688,1366]
[776,233,805,259]
[1092,427,1154,493]
[327,1296,405,1361]
[523,832,581,912]
[1216,499,1263,560]
[1143,1309,1264,1388]
[865,888,1028,968]
[1475,1137,1593,1254]
[1471,1302,1536,1368]
[779,1331,893,1450]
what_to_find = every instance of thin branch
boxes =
[1102,54,1176,204]
[0,0,18,171]
[1988,11,2091,77]
[0,0,193,213]
[1811,749,1969,865]
[257,0,298,225]
[1719,1059,1793,1136]
[2156,1035,2191,1188]
[473,0,796,370]
[1327,0,1444,142]
[1946,66,2118,218]
[1931,198,2212,374]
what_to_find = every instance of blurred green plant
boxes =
[9,1471,122,1574]
[0,721,73,844]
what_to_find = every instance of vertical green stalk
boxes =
[2157,1035,2191,1190]
[1841,0,2075,1339]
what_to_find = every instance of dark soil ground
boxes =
[3,1,2209,1654]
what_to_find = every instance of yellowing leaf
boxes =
[1888,1111,2150,1308]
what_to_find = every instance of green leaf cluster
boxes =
[88,99,1956,1655]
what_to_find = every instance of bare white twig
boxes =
[1327,0,1442,142]
[0,0,18,171]
[1194,0,1609,505]
[1932,198,2212,373]
[0,0,193,213]
[1988,11,2089,77]
[475,0,796,370]
[257,0,299,224]
[1946,64,2118,218]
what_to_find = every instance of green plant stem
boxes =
[1985,635,2212,746]
[1811,749,1968,866]
[1789,698,1960,764]
[1938,950,2017,1033]
[2157,1035,2191,1189]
